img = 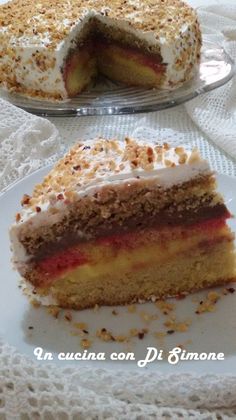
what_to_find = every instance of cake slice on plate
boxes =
[10,138,236,309]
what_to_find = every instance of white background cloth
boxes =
[1,2,236,419]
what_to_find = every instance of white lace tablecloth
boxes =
[1,4,236,419]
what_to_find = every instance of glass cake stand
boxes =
[0,38,235,117]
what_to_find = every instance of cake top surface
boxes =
[0,0,198,49]
[16,137,210,220]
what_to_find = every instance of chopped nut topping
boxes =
[187,148,201,164]
[154,331,167,339]
[64,311,72,321]
[74,322,88,330]
[96,328,114,342]
[30,299,41,308]
[73,165,81,171]
[164,319,191,332]
[112,309,118,315]
[47,306,61,318]
[195,291,221,314]
[178,153,188,164]
[139,311,158,322]
[127,305,136,313]
[80,338,92,349]
[0,0,200,56]
[163,142,170,150]
[129,328,139,337]
[164,159,173,167]
[15,213,21,222]
[175,146,184,155]
[155,300,176,315]
[21,194,31,206]
[114,334,128,343]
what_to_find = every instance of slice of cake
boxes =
[0,0,201,100]
[10,138,236,309]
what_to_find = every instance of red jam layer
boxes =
[38,248,88,279]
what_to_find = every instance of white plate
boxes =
[1,169,236,373]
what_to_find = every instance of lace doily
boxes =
[1,4,236,419]
[1,336,236,419]
[0,98,60,192]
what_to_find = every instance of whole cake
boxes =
[0,0,201,100]
[10,138,236,309]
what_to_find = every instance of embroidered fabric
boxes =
[1,5,236,419]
